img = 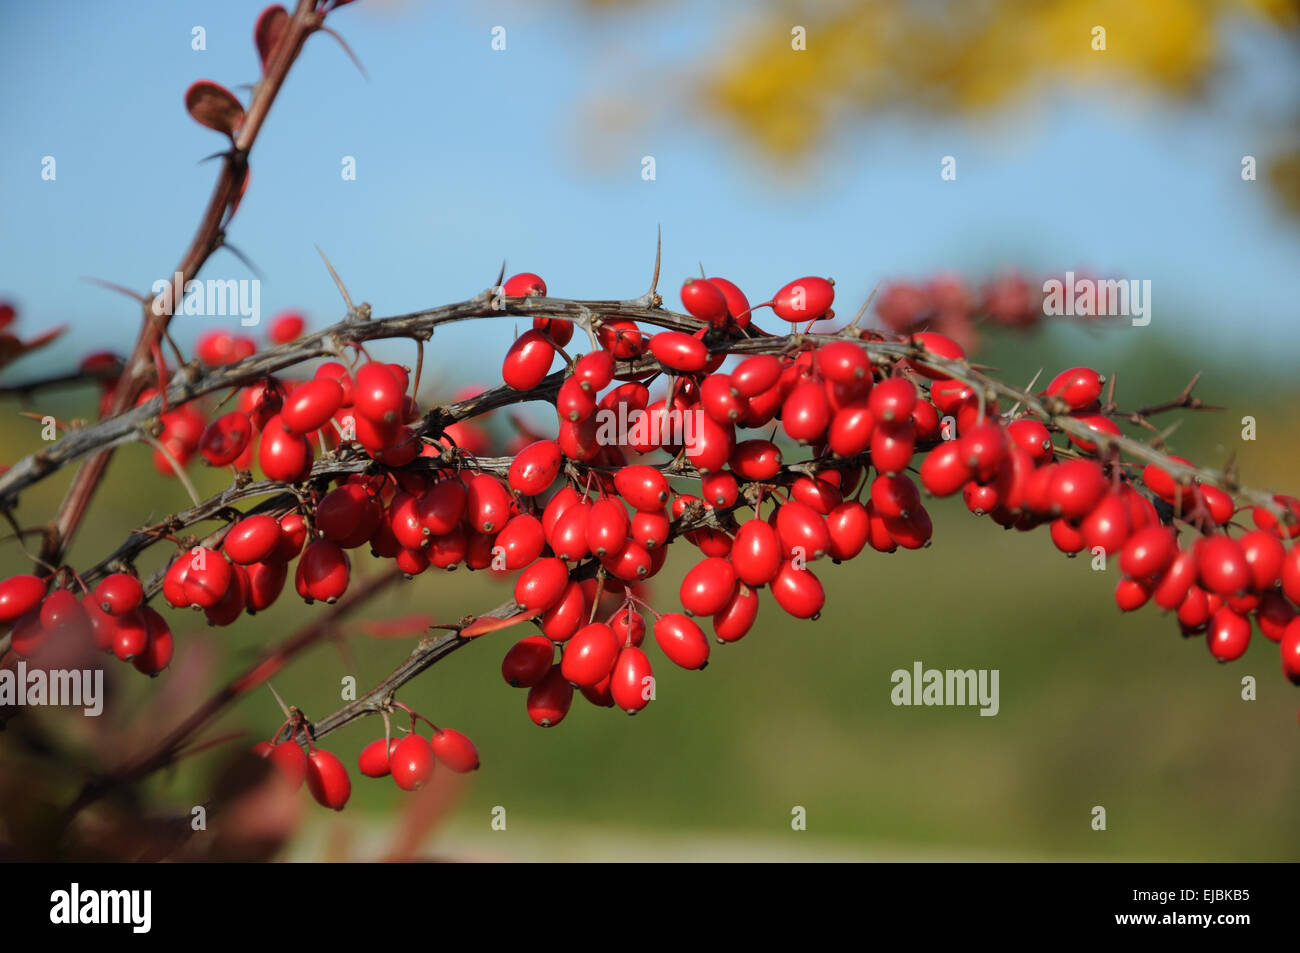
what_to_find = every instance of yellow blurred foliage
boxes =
[702,0,1296,158]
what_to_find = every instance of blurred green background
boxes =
[3,325,1297,861]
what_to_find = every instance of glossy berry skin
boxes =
[200,411,254,467]
[430,729,480,772]
[680,277,729,326]
[280,378,344,435]
[94,572,143,616]
[611,607,646,647]
[771,560,825,619]
[1045,367,1104,410]
[132,608,174,675]
[1153,550,1199,611]
[679,557,738,617]
[783,381,832,444]
[561,623,620,687]
[358,738,400,778]
[772,276,834,321]
[826,502,871,561]
[917,441,970,498]
[731,355,783,398]
[610,646,654,713]
[1048,460,1107,520]
[503,330,556,390]
[713,584,759,642]
[1114,577,1152,612]
[295,540,351,603]
[870,422,915,477]
[466,475,513,534]
[1007,418,1054,464]
[1197,536,1251,597]
[731,440,782,481]
[514,558,570,611]
[539,581,588,643]
[527,665,575,727]
[182,549,232,609]
[1238,530,1284,591]
[775,501,830,561]
[586,499,629,557]
[1206,607,1251,662]
[258,416,314,483]
[353,361,406,424]
[650,331,710,372]
[615,465,670,511]
[495,514,546,571]
[908,331,966,379]
[509,440,562,496]
[732,520,781,586]
[224,514,283,565]
[1282,620,1300,683]
[654,613,710,670]
[306,749,352,810]
[502,635,555,687]
[868,378,917,424]
[390,735,436,791]
[1119,526,1178,580]
[504,271,547,297]
[0,575,47,623]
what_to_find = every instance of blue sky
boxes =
[1,0,1297,387]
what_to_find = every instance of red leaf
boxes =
[359,613,436,639]
[460,608,542,638]
[0,325,67,372]
[185,81,245,139]
[254,6,290,73]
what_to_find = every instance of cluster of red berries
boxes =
[252,708,478,811]
[4,264,1299,814]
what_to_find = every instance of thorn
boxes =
[320,26,368,80]
[1152,418,1182,449]
[220,241,265,282]
[495,259,507,291]
[82,277,148,305]
[698,261,707,280]
[649,226,662,297]
[1105,371,1117,406]
[315,245,356,315]
[846,282,880,330]
[267,682,292,720]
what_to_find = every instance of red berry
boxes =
[306,749,352,809]
[94,572,143,616]
[770,560,825,619]
[1196,535,1251,597]
[502,635,555,687]
[772,276,834,321]
[199,411,253,467]
[527,665,574,727]
[731,355,783,398]
[258,415,314,482]
[508,440,562,496]
[713,583,760,642]
[1206,607,1251,661]
[430,729,480,772]
[561,623,620,687]
[280,378,344,435]
[358,738,399,778]
[504,271,547,297]
[782,380,832,444]
[615,465,670,512]
[295,539,350,603]
[514,558,570,611]
[679,557,737,617]
[0,575,47,623]
[731,439,782,481]
[268,741,309,789]
[224,514,283,565]
[268,311,305,343]
[1045,366,1104,409]
[353,361,406,423]
[654,612,710,670]
[1119,526,1177,580]
[498,335,558,390]
[390,735,436,791]
[707,277,751,327]
[610,646,654,713]
[680,278,729,325]
[182,548,232,608]
[650,330,710,372]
